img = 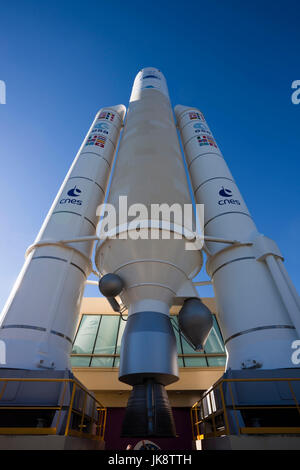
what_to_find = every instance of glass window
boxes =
[183,357,208,367]
[115,318,127,355]
[170,316,186,367]
[177,357,184,367]
[181,330,203,356]
[71,313,226,369]
[204,317,225,353]
[114,358,120,368]
[70,356,91,367]
[90,356,114,367]
[91,315,120,367]
[170,316,183,354]
[207,356,226,367]
[72,315,100,354]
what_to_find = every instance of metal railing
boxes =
[191,377,300,440]
[0,378,106,440]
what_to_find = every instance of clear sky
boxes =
[0,0,299,309]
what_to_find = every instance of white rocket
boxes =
[175,105,300,371]
[95,69,203,437]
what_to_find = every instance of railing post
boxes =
[228,381,241,435]
[65,382,76,436]
[97,407,102,438]
[199,398,206,437]
[100,408,107,440]
[0,380,7,402]
[190,406,196,440]
[79,391,87,435]
[90,398,96,436]
[287,380,300,417]
[219,381,230,435]
[54,380,67,434]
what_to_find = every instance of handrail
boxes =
[191,377,300,440]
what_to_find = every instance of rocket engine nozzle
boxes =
[121,379,176,437]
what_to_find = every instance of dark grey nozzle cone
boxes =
[178,297,213,351]
[121,379,176,437]
[98,273,124,297]
[98,273,124,312]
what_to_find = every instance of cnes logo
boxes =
[291,80,300,104]
[218,186,241,206]
[60,186,82,206]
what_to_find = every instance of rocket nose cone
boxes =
[109,104,127,121]
[130,67,169,101]
[96,104,126,122]
[174,105,190,118]
[139,66,162,75]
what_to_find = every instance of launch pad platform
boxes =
[0,369,106,449]
[191,369,300,450]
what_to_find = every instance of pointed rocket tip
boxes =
[130,68,169,101]
[138,66,162,75]
[96,104,126,122]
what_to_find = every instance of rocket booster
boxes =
[95,69,202,436]
[175,105,300,371]
[0,105,125,370]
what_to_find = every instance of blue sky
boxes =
[0,0,299,308]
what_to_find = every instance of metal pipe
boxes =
[265,255,300,337]
[277,258,300,310]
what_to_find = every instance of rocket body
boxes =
[96,70,202,384]
[95,69,202,436]
[0,106,125,370]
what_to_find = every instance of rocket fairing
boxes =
[0,105,125,371]
[175,105,300,371]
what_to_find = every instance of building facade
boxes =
[71,297,226,450]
